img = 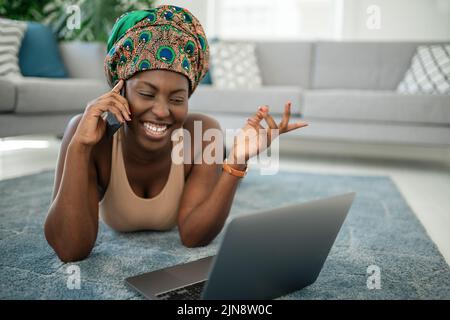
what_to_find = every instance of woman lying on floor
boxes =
[44,5,308,262]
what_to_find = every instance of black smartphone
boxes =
[104,85,126,139]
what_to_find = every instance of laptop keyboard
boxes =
[156,280,207,300]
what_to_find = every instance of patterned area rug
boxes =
[1,168,449,299]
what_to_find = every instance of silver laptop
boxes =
[125,192,356,300]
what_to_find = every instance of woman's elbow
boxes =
[44,220,93,263]
[50,239,93,263]
[179,232,211,248]
[56,250,90,263]
[181,239,209,248]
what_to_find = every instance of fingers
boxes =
[247,104,265,130]
[109,79,131,115]
[247,116,264,129]
[279,101,291,131]
[286,121,309,132]
[95,100,129,124]
[107,94,131,119]
[258,105,278,130]
[258,105,282,142]
[247,103,308,137]
[98,79,131,116]
[109,90,131,115]
[106,100,130,123]
[103,104,125,124]
[111,79,124,94]
[97,95,131,121]
[247,105,276,129]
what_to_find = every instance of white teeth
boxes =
[143,122,168,134]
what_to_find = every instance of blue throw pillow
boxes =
[200,37,220,85]
[200,70,212,85]
[19,22,68,78]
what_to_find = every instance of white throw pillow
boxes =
[397,45,450,94]
[210,41,263,89]
[0,18,27,77]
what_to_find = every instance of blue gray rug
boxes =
[0,168,449,299]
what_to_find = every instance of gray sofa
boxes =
[1,40,449,151]
[189,41,450,148]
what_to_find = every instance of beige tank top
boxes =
[99,127,185,232]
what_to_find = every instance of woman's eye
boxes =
[171,99,184,104]
[139,92,154,98]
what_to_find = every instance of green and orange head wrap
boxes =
[104,5,209,96]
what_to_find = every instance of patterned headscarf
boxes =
[104,5,209,96]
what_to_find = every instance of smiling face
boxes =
[123,69,190,153]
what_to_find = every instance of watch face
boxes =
[222,160,246,177]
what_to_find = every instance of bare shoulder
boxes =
[183,113,222,133]
[181,113,223,178]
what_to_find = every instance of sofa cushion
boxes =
[303,90,450,125]
[210,41,263,89]
[377,43,426,90]
[19,22,68,78]
[312,42,428,90]
[59,41,107,80]
[256,41,312,88]
[0,76,17,112]
[397,45,450,94]
[12,77,109,113]
[295,118,450,147]
[189,85,303,115]
[0,18,27,77]
[200,70,212,85]
[0,113,79,137]
[210,113,450,147]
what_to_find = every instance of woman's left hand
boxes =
[229,101,308,165]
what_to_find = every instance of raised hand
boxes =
[229,101,308,165]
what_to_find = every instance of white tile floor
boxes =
[1,135,449,265]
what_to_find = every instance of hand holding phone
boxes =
[72,79,130,146]
[104,80,128,139]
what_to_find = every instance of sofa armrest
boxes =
[189,85,304,116]
[0,77,17,112]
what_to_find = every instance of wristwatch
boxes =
[222,158,248,178]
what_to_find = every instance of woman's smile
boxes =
[140,120,173,140]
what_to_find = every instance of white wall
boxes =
[341,0,450,41]
[154,0,450,41]
[154,0,212,36]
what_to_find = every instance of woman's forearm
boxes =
[44,141,99,261]
[179,164,246,247]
